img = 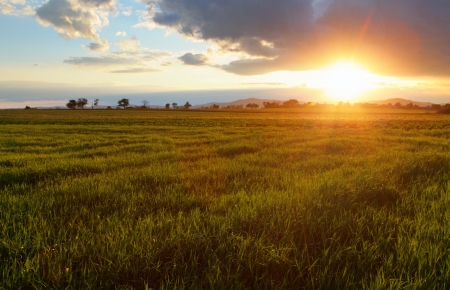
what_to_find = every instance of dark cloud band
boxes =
[144,0,450,77]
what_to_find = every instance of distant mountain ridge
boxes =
[192,98,283,108]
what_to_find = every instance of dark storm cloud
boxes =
[150,0,313,41]
[178,53,209,65]
[315,0,450,76]
[143,0,450,76]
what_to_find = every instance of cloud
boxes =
[35,0,114,40]
[65,36,171,71]
[113,36,172,59]
[133,5,157,29]
[117,4,132,16]
[110,67,161,73]
[116,36,140,53]
[79,0,115,9]
[139,0,450,77]
[161,62,172,66]
[221,58,286,76]
[178,53,208,66]
[241,82,285,86]
[220,38,279,58]
[0,1,34,16]
[64,56,142,67]
[116,31,127,37]
[82,39,109,51]
[0,2,15,14]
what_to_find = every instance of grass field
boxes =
[1,109,450,289]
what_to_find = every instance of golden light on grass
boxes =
[316,60,376,101]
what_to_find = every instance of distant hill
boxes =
[192,98,284,108]
[367,98,433,107]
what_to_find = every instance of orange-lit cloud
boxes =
[137,0,450,77]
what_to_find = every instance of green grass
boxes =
[1,109,450,289]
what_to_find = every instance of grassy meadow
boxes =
[1,108,450,289]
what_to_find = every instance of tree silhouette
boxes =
[118,98,129,108]
[66,100,77,109]
[431,104,441,110]
[246,103,259,109]
[172,103,178,109]
[77,98,88,109]
[165,103,170,109]
[263,101,279,108]
[91,99,99,109]
[405,102,414,109]
[283,99,300,108]
[184,101,192,109]
[141,100,149,108]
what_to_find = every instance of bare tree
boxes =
[141,100,149,108]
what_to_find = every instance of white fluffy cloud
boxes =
[0,0,34,16]
[35,0,115,41]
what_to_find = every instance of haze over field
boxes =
[2,0,450,107]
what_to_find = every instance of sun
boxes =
[317,61,375,101]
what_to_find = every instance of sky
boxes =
[2,0,450,108]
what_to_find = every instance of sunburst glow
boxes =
[317,61,376,101]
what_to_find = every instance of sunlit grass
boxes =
[1,109,450,289]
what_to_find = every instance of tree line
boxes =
[62,98,258,110]
[262,99,450,110]
[65,98,99,109]
[63,98,194,110]
[23,97,449,111]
